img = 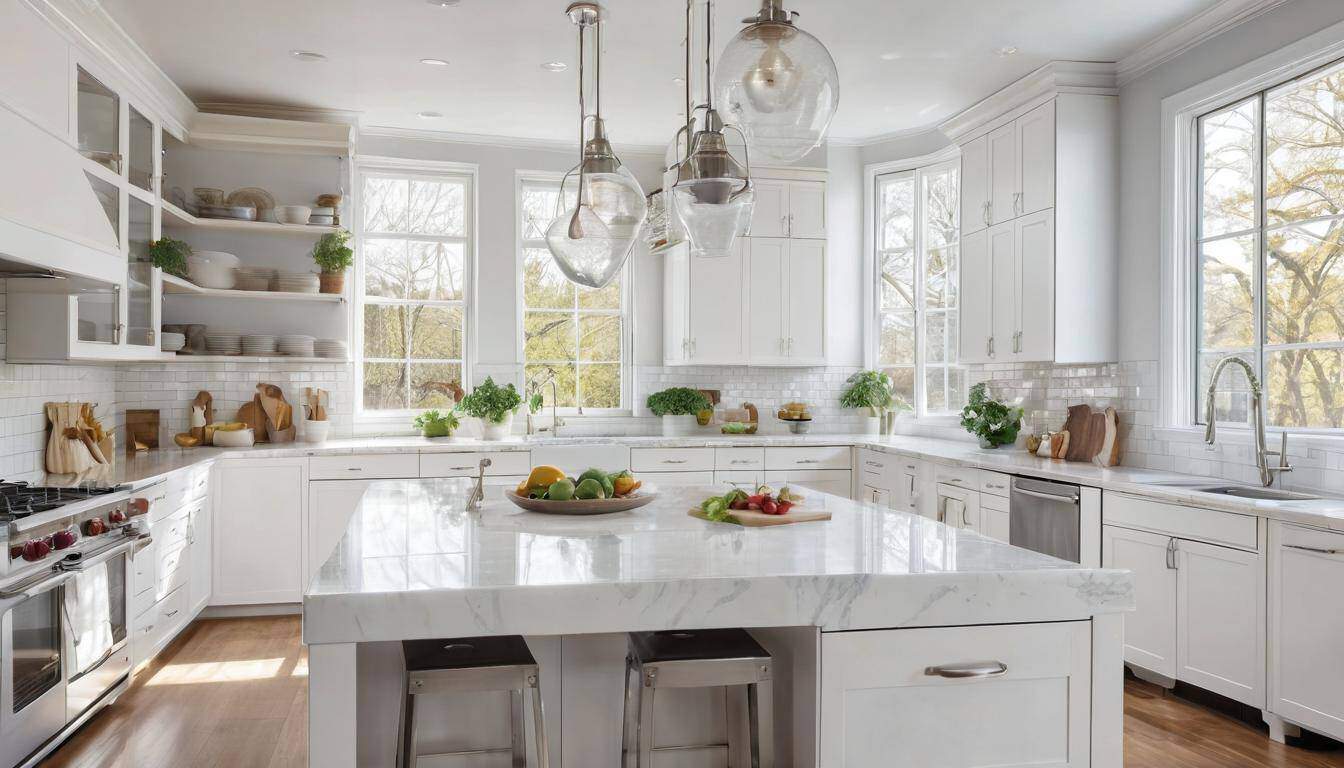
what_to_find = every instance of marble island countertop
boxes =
[301,480,1134,645]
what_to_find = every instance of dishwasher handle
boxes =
[1011,478,1079,505]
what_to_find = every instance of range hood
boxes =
[0,105,124,287]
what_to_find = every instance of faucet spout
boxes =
[1203,355,1290,487]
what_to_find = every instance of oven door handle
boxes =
[66,534,153,570]
[1012,486,1079,505]
[0,571,72,613]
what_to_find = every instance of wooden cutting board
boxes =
[688,507,832,527]
[1060,403,1121,466]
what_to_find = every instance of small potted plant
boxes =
[646,387,711,436]
[455,377,522,440]
[311,229,354,294]
[840,371,895,435]
[413,409,459,439]
[960,383,1024,448]
[148,237,191,278]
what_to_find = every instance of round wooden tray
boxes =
[503,489,657,515]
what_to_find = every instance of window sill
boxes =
[1155,426,1344,453]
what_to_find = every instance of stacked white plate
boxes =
[275,271,320,293]
[309,206,336,226]
[160,332,186,352]
[235,266,276,292]
[278,334,315,357]
[242,334,277,355]
[205,332,242,355]
[314,339,347,359]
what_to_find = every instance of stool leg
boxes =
[725,684,750,768]
[530,680,549,768]
[637,682,656,768]
[748,679,774,768]
[399,691,416,768]
[621,658,639,768]
[510,689,526,768]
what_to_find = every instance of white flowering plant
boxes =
[959,383,1023,448]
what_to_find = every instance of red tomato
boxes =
[762,500,779,515]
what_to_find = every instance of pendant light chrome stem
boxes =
[566,2,602,239]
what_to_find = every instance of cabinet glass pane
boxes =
[129,106,154,192]
[76,67,119,173]
[126,197,153,347]
[76,288,117,344]
[85,172,119,241]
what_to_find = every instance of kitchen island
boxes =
[303,478,1133,767]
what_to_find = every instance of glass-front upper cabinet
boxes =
[128,106,154,192]
[76,66,119,173]
[126,197,155,348]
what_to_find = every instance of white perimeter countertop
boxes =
[58,433,1344,533]
[301,480,1133,645]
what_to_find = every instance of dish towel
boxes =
[944,498,965,527]
[64,561,114,674]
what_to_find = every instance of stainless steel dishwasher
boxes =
[1009,477,1081,562]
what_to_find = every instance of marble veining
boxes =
[302,480,1133,644]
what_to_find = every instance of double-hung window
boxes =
[872,159,964,415]
[517,176,627,411]
[357,166,473,415]
[1196,58,1344,430]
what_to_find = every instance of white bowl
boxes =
[212,428,254,447]
[275,205,313,225]
[160,332,186,352]
[188,262,236,290]
[190,251,240,267]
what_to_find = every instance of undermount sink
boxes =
[1191,485,1320,501]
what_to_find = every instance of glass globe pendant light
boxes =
[670,0,755,258]
[715,0,839,164]
[545,2,647,289]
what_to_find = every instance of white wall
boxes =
[1117,0,1344,362]
[859,130,955,167]
[826,143,864,366]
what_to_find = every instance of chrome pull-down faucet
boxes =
[1203,355,1292,487]
[467,457,491,511]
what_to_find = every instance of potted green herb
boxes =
[840,371,896,435]
[455,377,523,440]
[646,387,711,436]
[311,229,354,294]
[148,237,191,278]
[413,409,459,439]
[960,383,1024,448]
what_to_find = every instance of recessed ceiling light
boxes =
[879,51,901,61]
[541,61,568,72]
[417,111,443,119]
[290,50,327,62]
[420,58,450,66]
[426,0,460,6]
[997,46,1019,57]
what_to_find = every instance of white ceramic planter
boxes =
[662,414,698,437]
[480,412,514,441]
[862,415,881,435]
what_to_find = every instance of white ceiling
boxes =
[101,0,1223,147]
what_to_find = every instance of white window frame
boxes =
[352,155,479,426]
[1161,18,1344,446]
[863,146,964,420]
[513,171,633,416]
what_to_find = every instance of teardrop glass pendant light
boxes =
[545,2,647,290]
[670,0,755,258]
[715,0,839,164]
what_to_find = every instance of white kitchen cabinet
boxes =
[954,93,1117,364]
[689,243,747,363]
[420,451,531,478]
[662,243,690,365]
[1017,100,1056,217]
[787,181,827,239]
[188,497,212,616]
[860,484,890,507]
[746,179,825,239]
[715,469,764,488]
[746,237,790,364]
[784,239,826,363]
[894,458,928,516]
[1102,525,1177,681]
[1269,522,1344,741]
[641,471,715,488]
[212,458,306,605]
[306,479,376,588]
[820,621,1091,767]
[309,453,419,481]
[987,122,1018,226]
[980,493,1010,543]
[960,134,990,235]
[765,470,852,499]
[632,448,715,473]
[1177,538,1264,707]
[935,482,980,532]
[0,0,71,139]
[748,179,789,237]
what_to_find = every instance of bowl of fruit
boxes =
[505,465,655,515]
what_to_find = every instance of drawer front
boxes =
[857,449,894,474]
[159,584,190,638]
[820,622,1091,767]
[162,470,191,515]
[188,464,211,501]
[932,462,978,488]
[152,508,190,554]
[1105,492,1258,551]
[641,471,715,487]
[765,446,851,471]
[631,448,714,473]
[715,447,764,471]
[156,542,189,599]
[715,470,764,487]
[309,453,418,481]
[531,444,630,473]
[419,451,531,478]
[979,471,1012,497]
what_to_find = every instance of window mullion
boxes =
[1255,92,1267,412]
[913,169,927,418]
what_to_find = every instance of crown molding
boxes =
[937,61,1118,143]
[29,0,195,138]
[1116,0,1296,86]
[360,124,666,157]
[196,101,364,128]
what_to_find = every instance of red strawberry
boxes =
[762,500,779,515]
[777,501,793,515]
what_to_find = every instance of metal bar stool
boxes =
[398,635,549,768]
[621,628,774,768]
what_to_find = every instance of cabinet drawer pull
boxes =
[730,460,754,465]
[1285,544,1342,556]
[924,661,1007,679]
[662,459,688,465]
[345,467,362,472]
[141,624,155,634]
[165,609,179,618]
[865,460,883,468]
[1166,538,1178,570]
[796,459,820,464]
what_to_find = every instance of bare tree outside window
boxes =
[1197,60,1344,429]
[875,160,963,415]
[360,173,470,413]
[519,180,624,410]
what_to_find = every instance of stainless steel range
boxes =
[0,480,154,768]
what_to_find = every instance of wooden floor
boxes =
[40,617,1344,767]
